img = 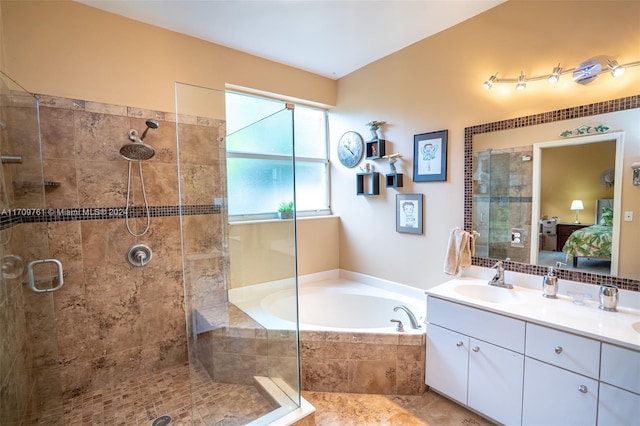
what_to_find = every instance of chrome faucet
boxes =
[393,305,421,329]
[489,258,513,289]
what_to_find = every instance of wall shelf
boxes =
[356,172,380,196]
[385,173,403,188]
[365,139,386,160]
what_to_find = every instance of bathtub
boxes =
[226,269,427,395]
[229,269,426,333]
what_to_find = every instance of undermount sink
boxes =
[632,322,640,334]
[454,284,525,304]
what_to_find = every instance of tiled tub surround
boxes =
[228,270,428,396]
[0,93,229,424]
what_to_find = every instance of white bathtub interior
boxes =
[228,269,427,333]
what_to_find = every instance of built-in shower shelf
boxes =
[13,181,61,189]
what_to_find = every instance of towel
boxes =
[444,228,477,275]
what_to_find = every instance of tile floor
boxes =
[301,390,495,425]
[28,362,494,425]
[28,362,276,425]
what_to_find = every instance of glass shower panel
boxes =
[175,82,300,425]
[0,71,61,424]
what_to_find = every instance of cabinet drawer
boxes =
[525,323,600,379]
[601,343,640,394]
[427,297,525,353]
[598,382,640,426]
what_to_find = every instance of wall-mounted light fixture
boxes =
[483,57,640,90]
[570,199,584,224]
[632,162,640,186]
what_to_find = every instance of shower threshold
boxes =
[250,376,315,426]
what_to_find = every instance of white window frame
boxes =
[225,92,331,222]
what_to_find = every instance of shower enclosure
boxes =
[175,82,301,424]
[0,72,301,425]
[0,71,64,424]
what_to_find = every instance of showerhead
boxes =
[121,119,159,161]
[120,141,155,161]
[140,119,159,141]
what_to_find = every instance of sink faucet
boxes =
[489,258,513,289]
[393,305,421,329]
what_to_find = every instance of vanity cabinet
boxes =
[426,297,525,425]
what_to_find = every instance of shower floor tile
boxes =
[27,362,277,425]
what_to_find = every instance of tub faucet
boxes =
[393,305,421,329]
[489,258,513,289]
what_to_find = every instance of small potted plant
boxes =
[278,201,294,219]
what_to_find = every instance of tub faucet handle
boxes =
[391,319,404,332]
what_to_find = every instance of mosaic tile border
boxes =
[1,204,221,229]
[464,94,640,292]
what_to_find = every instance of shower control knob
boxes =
[127,244,152,267]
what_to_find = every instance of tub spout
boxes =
[393,305,421,329]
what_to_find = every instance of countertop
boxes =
[426,277,640,350]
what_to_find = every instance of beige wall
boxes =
[331,1,640,287]
[1,0,337,112]
[229,216,339,288]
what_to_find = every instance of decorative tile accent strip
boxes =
[465,95,640,292]
[11,204,221,225]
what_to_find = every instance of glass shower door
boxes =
[175,82,300,425]
[0,71,63,424]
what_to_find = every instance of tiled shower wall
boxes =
[22,94,225,401]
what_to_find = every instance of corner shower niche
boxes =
[473,147,533,264]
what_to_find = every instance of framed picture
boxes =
[396,194,423,234]
[413,130,448,182]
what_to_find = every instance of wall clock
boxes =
[337,131,364,168]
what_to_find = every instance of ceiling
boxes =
[76,0,505,79]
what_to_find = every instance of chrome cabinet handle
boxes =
[555,346,563,354]
[27,259,64,293]
[456,341,464,347]
[472,346,480,352]
[578,385,588,393]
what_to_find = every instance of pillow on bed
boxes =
[600,207,613,226]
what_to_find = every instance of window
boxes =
[225,91,329,219]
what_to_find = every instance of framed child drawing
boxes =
[413,130,448,182]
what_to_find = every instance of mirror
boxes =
[464,95,639,287]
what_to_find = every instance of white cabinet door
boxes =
[468,338,524,426]
[600,343,640,394]
[426,323,468,405]
[522,357,598,426]
[598,382,640,426]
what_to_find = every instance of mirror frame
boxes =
[464,95,640,292]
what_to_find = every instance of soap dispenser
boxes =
[542,265,559,299]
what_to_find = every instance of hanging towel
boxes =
[444,228,477,275]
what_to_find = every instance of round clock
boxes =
[337,131,364,168]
